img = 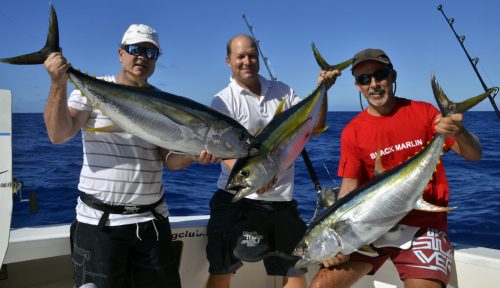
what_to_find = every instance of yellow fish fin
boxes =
[312,125,329,137]
[84,124,117,133]
[273,99,287,118]
[373,145,387,176]
[414,196,456,212]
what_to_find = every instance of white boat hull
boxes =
[0,89,13,268]
[2,216,500,287]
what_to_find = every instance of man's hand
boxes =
[434,113,464,137]
[322,253,350,268]
[318,69,341,90]
[44,52,70,85]
[194,150,220,165]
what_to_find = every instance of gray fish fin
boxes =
[0,4,59,65]
[414,196,456,212]
[311,42,352,71]
[431,75,497,115]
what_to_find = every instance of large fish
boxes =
[226,46,352,202]
[0,4,260,159]
[226,83,326,202]
[292,76,497,268]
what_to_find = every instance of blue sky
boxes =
[0,0,499,113]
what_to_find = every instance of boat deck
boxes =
[2,216,500,287]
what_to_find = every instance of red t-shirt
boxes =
[338,98,456,231]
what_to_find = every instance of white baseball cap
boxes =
[121,24,160,49]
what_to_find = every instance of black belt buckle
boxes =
[123,204,140,214]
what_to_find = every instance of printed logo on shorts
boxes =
[240,231,264,247]
[409,228,454,274]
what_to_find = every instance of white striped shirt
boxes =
[68,75,168,226]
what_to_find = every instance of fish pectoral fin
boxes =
[84,124,117,133]
[124,69,151,88]
[272,99,287,118]
[356,245,378,256]
[312,125,329,137]
[414,197,456,212]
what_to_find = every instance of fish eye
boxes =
[239,132,248,141]
[240,169,249,177]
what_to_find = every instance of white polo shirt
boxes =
[211,75,300,201]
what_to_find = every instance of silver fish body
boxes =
[69,70,258,158]
[293,133,445,267]
[227,83,327,202]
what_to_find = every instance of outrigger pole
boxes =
[241,14,325,219]
[437,5,500,119]
[242,14,277,81]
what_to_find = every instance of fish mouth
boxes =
[227,185,252,203]
[226,183,247,191]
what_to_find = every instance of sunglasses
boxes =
[121,44,160,60]
[355,68,392,85]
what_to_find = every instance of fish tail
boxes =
[311,42,352,71]
[431,75,498,115]
[0,3,59,65]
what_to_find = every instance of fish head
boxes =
[292,240,312,269]
[226,153,277,202]
[292,225,342,268]
[214,127,260,158]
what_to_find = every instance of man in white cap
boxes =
[44,24,218,288]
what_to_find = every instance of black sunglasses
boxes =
[121,44,160,60]
[355,68,392,85]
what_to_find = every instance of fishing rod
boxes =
[242,14,277,81]
[437,4,500,119]
[241,14,326,220]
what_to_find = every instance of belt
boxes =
[79,192,165,229]
[245,198,297,211]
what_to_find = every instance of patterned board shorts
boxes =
[350,227,454,285]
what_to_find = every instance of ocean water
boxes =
[10,112,500,250]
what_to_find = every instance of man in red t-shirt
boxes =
[311,48,483,288]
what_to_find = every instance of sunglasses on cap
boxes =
[355,68,392,85]
[121,44,160,60]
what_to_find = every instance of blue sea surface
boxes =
[11,112,500,250]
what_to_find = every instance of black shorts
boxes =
[70,218,181,288]
[206,189,307,276]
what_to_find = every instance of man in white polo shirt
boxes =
[206,34,339,288]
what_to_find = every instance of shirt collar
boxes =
[229,74,272,97]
